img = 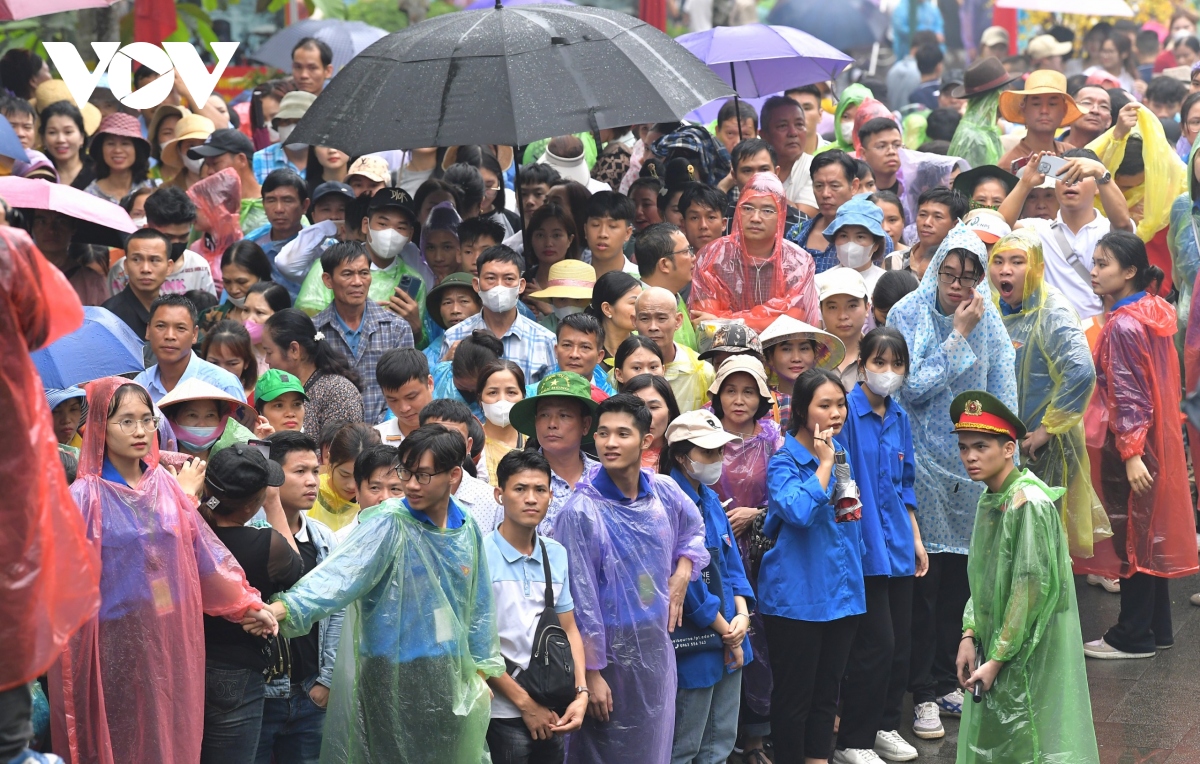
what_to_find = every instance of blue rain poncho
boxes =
[888,224,1018,554]
[989,229,1110,558]
[550,468,709,764]
[1167,141,1200,346]
[275,498,503,764]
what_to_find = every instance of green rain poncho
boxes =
[958,468,1099,764]
[276,499,503,764]
[990,229,1110,558]
[816,83,872,155]
[947,89,1003,169]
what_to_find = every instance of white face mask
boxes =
[482,399,516,428]
[837,241,874,268]
[182,155,203,175]
[367,227,409,261]
[687,457,723,486]
[275,124,295,144]
[284,142,309,152]
[480,285,520,313]
[130,216,147,229]
[227,293,247,308]
[267,126,280,144]
[865,369,905,397]
[553,305,584,320]
[839,120,855,143]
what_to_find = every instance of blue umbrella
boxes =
[0,114,28,163]
[767,0,888,52]
[32,307,145,389]
[250,19,388,74]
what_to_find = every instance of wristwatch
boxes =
[1096,171,1112,185]
[575,686,590,696]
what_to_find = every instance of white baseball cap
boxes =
[816,267,869,302]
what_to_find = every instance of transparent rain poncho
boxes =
[947,89,1003,170]
[689,172,820,333]
[550,469,708,763]
[989,229,1110,558]
[186,167,245,291]
[1076,293,1200,580]
[1167,141,1200,345]
[295,243,429,326]
[50,377,265,764]
[958,469,1099,764]
[275,498,503,764]
[887,224,1018,554]
[816,83,873,155]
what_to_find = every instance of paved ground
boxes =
[732,572,1200,763]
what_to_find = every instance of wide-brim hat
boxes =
[948,56,1018,100]
[443,144,514,172]
[822,197,887,240]
[160,113,216,169]
[148,104,190,160]
[34,80,102,136]
[158,377,246,418]
[951,390,1026,441]
[89,112,151,160]
[758,315,845,371]
[998,70,1084,126]
[528,259,596,300]
[510,371,599,438]
[952,165,1019,200]
[273,91,316,123]
[708,355,772,399]
[425,272,481,329]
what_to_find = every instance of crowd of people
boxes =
[6,15,1200,764]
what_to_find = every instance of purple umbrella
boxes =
[465,0,573,9]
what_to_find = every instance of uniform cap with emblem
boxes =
[255,369,309,404]
[665,409,742,448]
[509,371,598,438]
[950,390,1026,441]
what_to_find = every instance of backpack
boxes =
[504,538,577,714]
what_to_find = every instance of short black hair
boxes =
[788,368,847,435]
[759,94,803,128]
[717,98,758,128]
[784,84,822,101]
[267,430,319,467]
[809,149,857,184]
[320,240,369,275]
[916,44,944,76]
[678,183,727,221]
[125,228,172,256]
[1064,147,1102,163]
[354,444,399,486]
[925,108,961,142]
[911,30,941,51]
[595,392,653,437]
[476,244,525,278]
[858,117,901,146]
[556,311,605,346]
[457,216,506,247]
[1145,75,1187,107]
[293,37,333,68]
[144,186,197,228]
[0,94,34,121]
[496,449,552,489]
[635,222,683,278]
[872,269,919,320]
[377,348,430,392]
[628,176,663,197]
[585,190,635,225]
[519,162,560,188]
[451,329,503,382]
[419,398,476,428]
[730,138,777,171]
[1136,29,1161,55]
[397,424,465,474]
[221,240,273,282]
[711,374,773,422]
[917,186,968,221]
[148,293,197,324]
[859,325,910,369]
[262,169,309,201]
[615,334,664,371]
[1115,136,1144,177]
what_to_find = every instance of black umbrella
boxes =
[290,3,734,153]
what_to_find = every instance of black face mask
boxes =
[170,241,187,261]
[456,387,478,404]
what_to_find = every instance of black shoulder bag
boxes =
[505,538,577,714]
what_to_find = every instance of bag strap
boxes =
[1048,221,1094,286]
[538,537,555,611]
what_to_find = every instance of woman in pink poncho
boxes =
[49,377,275,764]
[188,166,245,291]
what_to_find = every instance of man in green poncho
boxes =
[266,425,504,763]
[951,391,1099,764]
[946,57,1016,170]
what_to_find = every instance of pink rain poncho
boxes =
[187,167,245,291]
[0,227,98,693]
[50,377,265,764]
[1078,294,1200,580]
[550,469,709,764]
[689,172,820,333]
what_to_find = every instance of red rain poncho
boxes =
[187,167,245,291]
[50,377,265,764]
[0,227,98,693]
[1077,295,1200,579]
[689,172,820,333]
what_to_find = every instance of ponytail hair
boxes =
[1097,230,1163,293]
[265,308,363,390]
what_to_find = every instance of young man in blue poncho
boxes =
[266,425,503,764]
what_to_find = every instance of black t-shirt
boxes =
[100,286,150,341]
[204,525,303,670]
[290,535,321,683]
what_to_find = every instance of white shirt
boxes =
[455,472,504,533]
[373,419,405,444]
[781,154,817,210]
[860,264,886,298]
[1020,212,1134,320]
[108,249,216,297]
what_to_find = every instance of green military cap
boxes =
[510,371,598,438]
[950,390,1026,441]
[425,272,481,329]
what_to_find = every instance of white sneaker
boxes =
[833,748,886,764]
[935,688,964,717]
[1087,574,1121,593]
[1083,638,1155,659]
[875,729,919,761]
[912,701,944,739]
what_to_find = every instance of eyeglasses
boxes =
[739,204,778,218]
[1187,119,1200,131]
[937,271,980,288]
[670,245,695,257]
[483,186,502,197]
[397,468,448,484]
[1077,100,1111,113]
[111,415,161,434]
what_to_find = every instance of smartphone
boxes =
[1037,155,1068,178]
[247,439,271,459]
[396,274,421,299]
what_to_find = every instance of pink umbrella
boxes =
[0,176,135,247]
[0,0,118,19]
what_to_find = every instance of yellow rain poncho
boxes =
[990,229,1110,558]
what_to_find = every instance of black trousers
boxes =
[1105,572,1174,653]
[908,552,970,704]
[838,575,914,749]
[764,614,859,764]
[0,684,32,760]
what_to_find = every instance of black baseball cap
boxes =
[368,187,416,220]
[205,442,285,500]
[188,128,256,163]
[312,181,356,205]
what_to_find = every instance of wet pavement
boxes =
[732,572,1200,763]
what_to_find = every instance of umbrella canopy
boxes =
[0,0,116,20]
[290,4,734,153]
[250,19,389,74]
[995,0,1132,14]
[0,176,135,247]
[676,24,853,98]
[766,0,888,52]
[32,307,145,389]
[466,0,573,9]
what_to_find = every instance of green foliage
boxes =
[347,0,411,31]
[426,0,458,18]
[0,20,40,55]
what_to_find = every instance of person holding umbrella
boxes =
[83,113,157,205]
[292,38,334,96]
[30,207,110,306]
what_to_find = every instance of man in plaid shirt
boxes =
[313,241,414,424]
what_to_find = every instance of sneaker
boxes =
[936,689,964,717]
[833,749,885,764]
[912,701,945,739]
[1087,574,1121,593]
[875,729,919,761]
[1083,638,1155,659]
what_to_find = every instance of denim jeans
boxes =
[254,683,326,764]
[201,661,266,764]
[671,669,743,764]
[485,717,565,764]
